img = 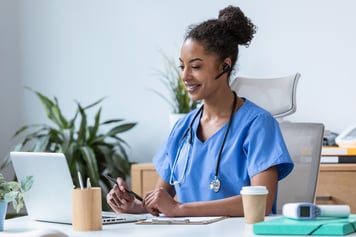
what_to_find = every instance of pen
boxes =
[86,177,91,189]
[104,174,143,202]
[77,171,84,190]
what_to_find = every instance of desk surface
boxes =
[3,216,356,237]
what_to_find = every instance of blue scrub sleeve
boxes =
[152,141,172,183]
[244,114,294,180]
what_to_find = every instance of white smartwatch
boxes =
[282,202,350,220]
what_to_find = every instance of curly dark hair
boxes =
[184,5,256,70]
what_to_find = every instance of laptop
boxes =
[10,151,147,224]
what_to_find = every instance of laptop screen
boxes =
[11,151,74,224]
[10,151,147,224]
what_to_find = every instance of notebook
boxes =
[10,151,147,224]
[253,215,356,236]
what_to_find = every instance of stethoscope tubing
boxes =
[170,92,237,191]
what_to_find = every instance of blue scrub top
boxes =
[153,99,294,205]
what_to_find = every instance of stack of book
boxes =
[321,146,356,163]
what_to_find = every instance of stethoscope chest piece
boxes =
[210,176,221,193]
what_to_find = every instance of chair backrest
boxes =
[276,122,324,214]
[230,73,300,118]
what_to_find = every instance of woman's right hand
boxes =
[106,177,142,213]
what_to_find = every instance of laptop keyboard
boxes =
[101,213,147,224]
[102,216,127,224]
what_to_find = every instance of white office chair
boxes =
[277,122,324,213]
[231,73,300,120]
[230,73,324,214]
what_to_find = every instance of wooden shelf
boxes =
[316,163,356,212]
[130,162,356,213]
[319,163,356,171]
[131,163,158,197]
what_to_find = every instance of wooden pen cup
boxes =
[72,187,102,231]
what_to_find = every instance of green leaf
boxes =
[79,146,99,187]
[101,119,124,125]
[5,181,20,191]
[61,129,73,153]
[0,154,11,170]
[21,176,34,192]
[33,136,50,152]
[76,102,87,145]
[88,108,101,144]
[15,198,24,213]
[12,125,31,138]
[82,97,106,110]
[32,90,66,127]
[106,123,137,137]
[53,97,69,128]
[11,197,19,212]
[97,145,114,172]
[4,190,18,202]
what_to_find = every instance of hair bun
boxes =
[218,5,256,46]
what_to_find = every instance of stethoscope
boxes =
[169,92,237,193]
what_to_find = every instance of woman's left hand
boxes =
[143,187,179,217]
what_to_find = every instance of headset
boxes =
[215,63,231,80]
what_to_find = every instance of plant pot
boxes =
[0,200,7,231]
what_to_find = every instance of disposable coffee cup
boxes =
[72,187,102,231]
[240,186,268,224]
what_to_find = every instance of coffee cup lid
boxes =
[240,186,268,195]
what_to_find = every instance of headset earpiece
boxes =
[215,63,231,79]
[223,63,231,73]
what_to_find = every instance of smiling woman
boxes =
[106,5,294,218]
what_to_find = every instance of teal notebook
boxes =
[253,214,356,235]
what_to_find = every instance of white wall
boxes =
[1,0,356,177]
[0,0,22,178]
[237,1,356,131]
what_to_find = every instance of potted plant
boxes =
[1,89,137,210]
[153,53,200,128]
[0,173,33,230]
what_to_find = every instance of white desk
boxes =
[2,215,356,237]
[5,216,252,237]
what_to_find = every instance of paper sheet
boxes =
[136,216,227,225]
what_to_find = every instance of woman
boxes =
[107,5,293,217]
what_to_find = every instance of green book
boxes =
[253,214,356,235]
